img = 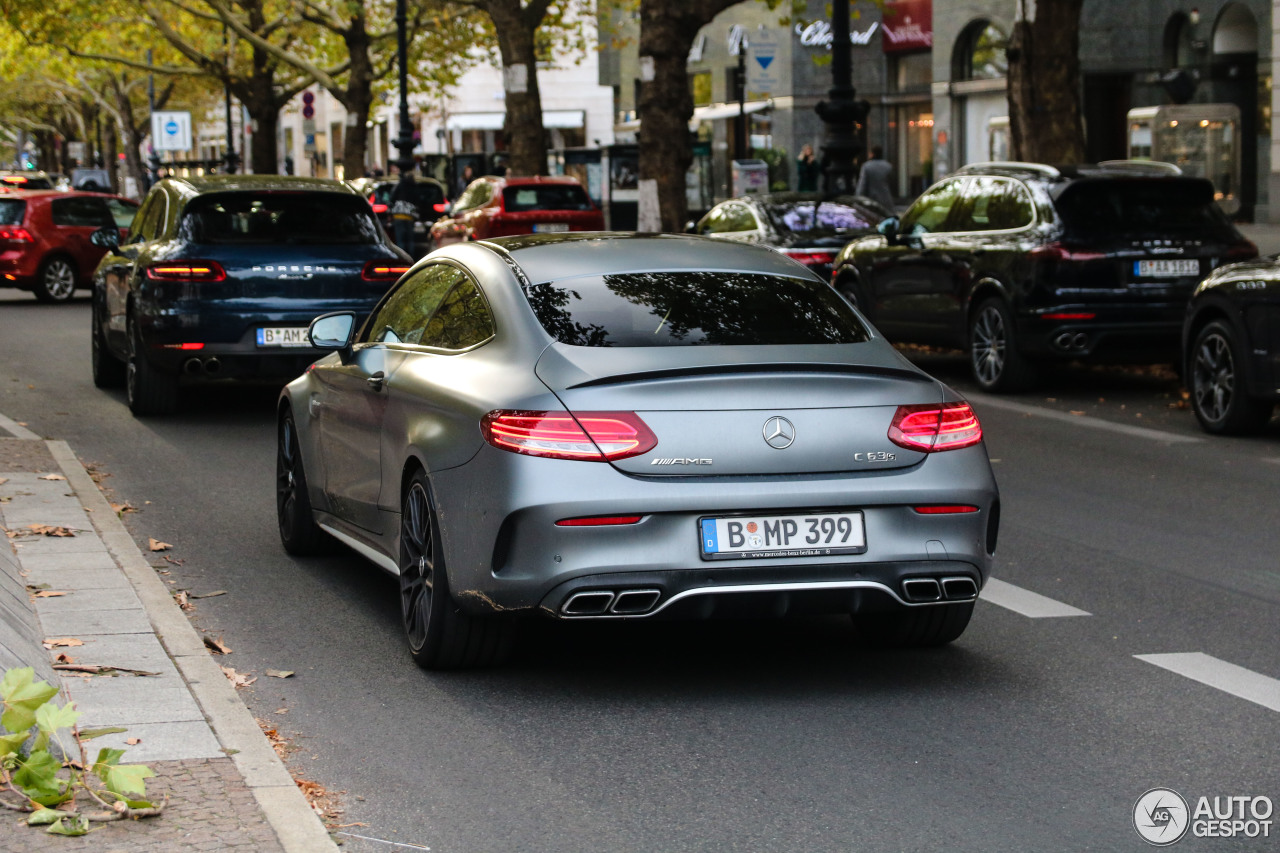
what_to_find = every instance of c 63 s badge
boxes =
[651,458,713,466]
[854,451,897,462]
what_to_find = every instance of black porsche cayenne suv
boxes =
[830,161,1257,392]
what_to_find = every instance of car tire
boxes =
[126,311,179,416]
[1189,320,1274,435]
[276,411,328,555]
[400,471,513,669]
[853,601,974,648]
[835,274,868,316]
[33,255,77,303]
[91,298,125,388]
[969,297,1037,392]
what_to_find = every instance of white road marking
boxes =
[965,393,1203,444]
[1134,652,1280,714]
[980,577,1092,618]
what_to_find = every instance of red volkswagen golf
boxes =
[0,190,138,302]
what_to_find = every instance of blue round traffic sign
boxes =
[165,120,179,136]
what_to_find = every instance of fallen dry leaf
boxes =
[265,669,294,679]
[43,637,84,649]
[32,590,69,598]
[148,538,173,552]
[275,707,289,714]
[203,635,232,655]
[189,590,227,599]
[174,591,193,611]
[221,665,256,688]
[38,473,66,481]
[54,653,75,664]
[110,502,137,515]
[0,477,7,486]
[163,554,185,566]
[126,738,141,746]
[26,524,76,537]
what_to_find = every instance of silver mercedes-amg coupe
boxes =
[276,233,999,668]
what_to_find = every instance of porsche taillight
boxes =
[145,261,227,281]
[888,402,983,452]
[481,410,658,461]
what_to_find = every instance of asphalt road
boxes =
[3,291,1279,852]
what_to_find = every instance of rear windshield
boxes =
[179,191,381,244]
[1054,179,1231,237]
[523,272,869,347]
[503,185,593,213]
[764,202,875,235]
[372,182,445,209]
[0,199,25,225]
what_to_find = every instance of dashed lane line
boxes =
[965,392,1203,444]
[1134,652,1280,714]
[980,577,1092,618]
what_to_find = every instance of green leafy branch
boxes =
[1,667,163,837]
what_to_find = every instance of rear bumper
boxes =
[1016,306,1183,362]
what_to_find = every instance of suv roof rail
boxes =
[953,161,1063,180]
[1095,159,1183,176]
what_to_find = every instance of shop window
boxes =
[893,52,932,93]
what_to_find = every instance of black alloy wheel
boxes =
[34,255,77,303]
[125,311,179,416]
[399,470,513,669]
[853,601,974,648]
[276,412,326,555]
[969,297,1036,393]
[90,298,125,388]
[1189,320,1273,435]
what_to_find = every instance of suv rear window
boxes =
[765,201,875,235]
[372,182,445,210]
[1054,178,1231,237]
[180,192,381,244]
[0,199,25,225]
[523,272,869,347]
[502,185,593,212]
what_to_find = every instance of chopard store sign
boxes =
[795,20,879,49]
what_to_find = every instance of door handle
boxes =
[367,371,386,391]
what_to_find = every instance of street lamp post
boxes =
[394,0,415,185]
[223,26,238,174]
[147,50,160,189]
[814,0,868,193]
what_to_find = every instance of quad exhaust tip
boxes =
[561,588,662,617]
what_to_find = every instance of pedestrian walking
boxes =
[454,164,474,197]
[796,144,821,191]
[855,146,895,212]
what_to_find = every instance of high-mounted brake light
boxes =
[362,261,410,281]
[888,402,983,452]
[481,410,658,462]
[145,261,226,281]
[555,515,644,527]
[0,226,33,243]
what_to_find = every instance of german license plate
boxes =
[533,223,569,233]
[1134,259,1198,277]
[256,327,309,347]
[699,511,866,560]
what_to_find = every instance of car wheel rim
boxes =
[972,307,1006,385]
[400,482,435,650]
[1193,332,1233,423]
[45,260,75,300]
[276,418,301,532]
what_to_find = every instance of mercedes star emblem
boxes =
[763,416,796,449]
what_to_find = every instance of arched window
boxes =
[1213,3,1257,55]
[954,20,1008,81]
[1163,13,1195,68]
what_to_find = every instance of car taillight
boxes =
[888,402,982,452]
[782,249,835,267]
[1042,312,1096,321]
[1029,242,1106,262]
[0,226,33,243]
[1226,240,1258,260]
[372,203,388,214]
[145,261,227,281]
[481,410,658,461]
[433,202,449,213]
[362,261,410,281]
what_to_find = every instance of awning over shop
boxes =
[445,110,585,131]
[613,100,771,133]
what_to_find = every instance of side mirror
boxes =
[876,217,900,242]
[90,225,119,250]
[309,311,357,355]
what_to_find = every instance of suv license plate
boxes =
[700,512,866,560]
[533,223,569,233]
[1134,259,1198,277]
[256,327,309,347]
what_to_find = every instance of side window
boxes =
[366,264,467,344]
[953,177,1034,232]
[698,206,728,234]
[899,179,965,235]
[105,198,139,229]
[129,192,167,242]
[418,279,495,351]
[126,196,157,243]
[50,197,113,227]
[723,203,756,232]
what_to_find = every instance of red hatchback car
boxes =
[429,175,603,246]
[0,190,138,302]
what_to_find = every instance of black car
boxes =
[830,161,1258,391]
[1183,259,1280,434]
[690,193,885,279]
[349,175,449,256]
[90,175,410,416]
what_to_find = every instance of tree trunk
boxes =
[637,0,738,231]
[340,21,375,178]
[111,77,148,198]
[488,0,549,176]
[1007,0,1086,164]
